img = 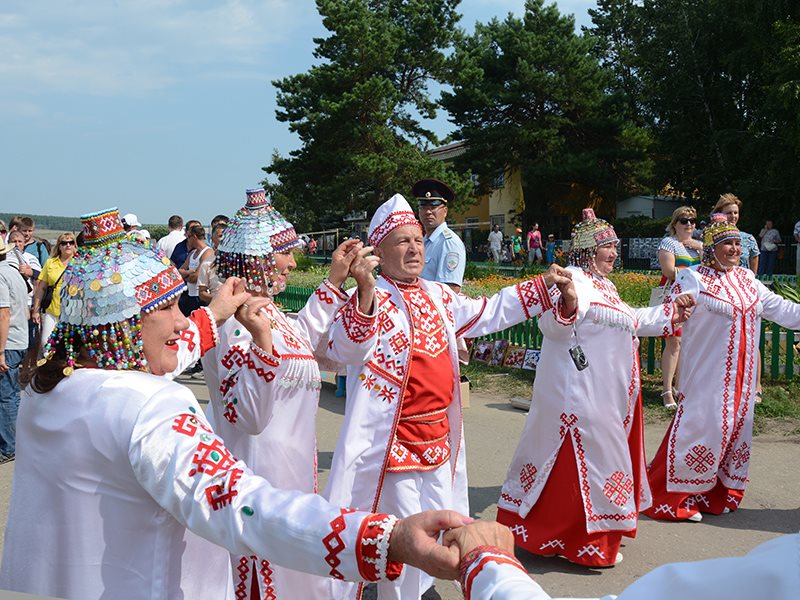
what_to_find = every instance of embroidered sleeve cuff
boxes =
[340,294,379,344]
[554,297,578,326]
[356,513,403,582]
[460,545,527,597]
[189,306,219,356]
[322,278,350,303]
[516,275,553,320]
[250,342,281,367]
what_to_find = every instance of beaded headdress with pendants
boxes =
[215,188,302,295]
[702,212,740,266]
[568,208,619,271]
[40,208,185,375]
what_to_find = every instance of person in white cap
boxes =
[122,212,151,243]
[323,193,574,600]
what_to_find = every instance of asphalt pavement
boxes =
[0,375,796,599]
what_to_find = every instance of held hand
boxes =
[207,277,250,324]
[672,293,696,324]
[235,296,274,353]
[328,239,363,288]
[349,246,380,287]
[558,280,578,318]
[442,521,515,561]
[387,510,473,580]
[0,355,7,374]
[541,264,572,288]
[31,311,41,325]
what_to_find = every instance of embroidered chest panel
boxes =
[697,265,760,315]
[585,272,635,331]
[401,286,448,358]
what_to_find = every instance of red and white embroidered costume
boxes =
[645,265,800,520]
[497,267,676,566]
[0,368,404,600]
[457,533,799,600]
[196,278,349,599]
[324,273,553,598]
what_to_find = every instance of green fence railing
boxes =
[277,286,799,380]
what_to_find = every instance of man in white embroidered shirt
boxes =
[323,193,573,600]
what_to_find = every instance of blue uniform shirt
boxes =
[422,222,466,287]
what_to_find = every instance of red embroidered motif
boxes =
[361,373,377,390]
[258,559,276,600]
[223,400,238,424]
[235,556,250,600]
[315,287,335,305]
[179,328,196,352]
[134,266,185,311]
[559,413,577,437]
[500,492,522,506]
[323,508,357,579]
[729,442,751,470]
[205,467,243,510]
[172,413,212,437]
[388,331,410,354]
[685,444,715,474]
[378,385,397,403]
[189,439,237,477]
[602,471,634,507]
[340,296,377,343]
[221,346,277,385]
[519,464,537,492]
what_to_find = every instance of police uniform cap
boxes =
[412,178,455,205]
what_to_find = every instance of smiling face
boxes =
[8,231,25,251]
[721,203,739,225]
[713,238,742,269]
[375,225,425,282]
[267,250,296,295]
[141,298,190,376]
[57,234,77,260]
[593,242,618,276]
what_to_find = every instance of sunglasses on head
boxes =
[678,217,696,225]
[60,240,76,246]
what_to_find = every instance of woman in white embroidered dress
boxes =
[0,208,469,600]
[195,188,375,599]
[497,209,693,567]
[644,218,800,522]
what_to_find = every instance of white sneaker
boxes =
[614,552,624,565]
[687,512,703,522]
[722,508,731,514]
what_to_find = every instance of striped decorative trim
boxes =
[356,514,402,582]
[461,546,526,598]
[251,342,280,367]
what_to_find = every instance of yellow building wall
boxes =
[449,167,524,237]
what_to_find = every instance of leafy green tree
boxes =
[441,0,652,223]
[588,0,800,229]
[264,0,474,231]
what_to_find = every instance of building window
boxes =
[490,215,505,230]
[465,217,479,231]
[491,170,505,189]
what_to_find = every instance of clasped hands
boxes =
[387,512,516,580]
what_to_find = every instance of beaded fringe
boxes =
[703,296,735,319]
[279,357,322,390]
[590,304,635,334]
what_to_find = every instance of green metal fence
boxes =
[277,286,799,380]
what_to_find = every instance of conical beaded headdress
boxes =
[568,208,619,270]
[702,213,740,266]
[41,208,185,374]
[216,188,301,294]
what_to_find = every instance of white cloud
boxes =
[0,0,306,96]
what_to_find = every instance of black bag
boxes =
[41,269,65,312]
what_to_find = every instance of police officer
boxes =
[413,178,467,293]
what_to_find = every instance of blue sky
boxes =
[0,1,593,226]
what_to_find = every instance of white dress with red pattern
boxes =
[645,265,800,520]
[199,278,350,599]
[324,273,554,599]
[0,367,404,600]
[497,267,675,566]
